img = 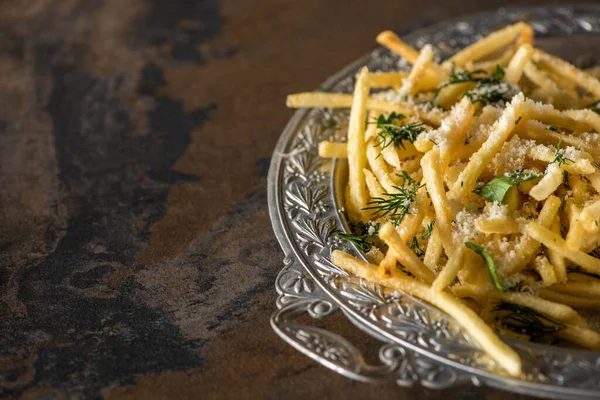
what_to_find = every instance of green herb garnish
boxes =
[472,170,542,203]
[464,242,504,291]
[422,221,435,241]
[551,138,573,167]
[372,112,425,152]
[364,173,422,226]
[337,220,380,252]
[409,236,425,258]
[493,301,565,341]
[322,119,338,129]
[434,65,507,105]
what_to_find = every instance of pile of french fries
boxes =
[286,23,600,377]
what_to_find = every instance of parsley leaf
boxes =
[464,242,505,291]
[472,170,542,203]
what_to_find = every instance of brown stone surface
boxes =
[0,0,574,399]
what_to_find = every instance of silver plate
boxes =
[268,6,600,399]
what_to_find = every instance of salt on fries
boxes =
[286,23,600,377]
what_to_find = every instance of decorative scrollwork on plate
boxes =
[269,6,600,399]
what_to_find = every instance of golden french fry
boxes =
[533,255,558,286]
[331,250,521,376]
[376,31,443,89]
[402,44,434,96]
[505,44,534,84]
[539,288,600,309]
[423,225,443,271]
[379,222,435,283]
[548,215,567,283]
[366,71,408,88]
[558,325,600,350]
[449,93,525,202]
[346,67,370,221]
[525,221,600,275]
[529,164,563,201]
[580,200,600,232]
[432,246,465,291]
[534,49,600,98]
[447,22,527,67]
[421,148,454,255]
[376,30,420,63]
[551,281,600,298]
[286,93,443,126]
[318,141,347,158]
[505,196,560,274]
[363,169,384,198]
[475,218,520,234]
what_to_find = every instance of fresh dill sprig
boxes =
[337,232,371,252]
[363,172,422,226]
[336,220,380,252]
[493,301,565,341]
[434,64,505,98]
[372,112,425,152]
[409,236,425,259]
[551,138,574,167]
[422,221,435,240]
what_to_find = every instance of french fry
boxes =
[366,71,408,88]
[423,225,443,271]
[432,246,465,291]
[346,67,370,221]
[447,22,527,67]
[421,148,454,255]
[548,215,567,283]
[580,200,600,232]
[539,288,600,309]
[551,281,600,298]
[523,100,591,132]
[402,44,434,96]
[286,93,443,125]
[376,31,443,89]
[366,140,398,194]
[505,196,561,274]
[363,169,385,198]
[448,93,525,202]
[318,141,347,158]
[475,218,520,234]
[379,222,435,283]
[533,255,558,286]
[529,164,563,201]
[534,49,600,98]
[376,30,420,63]
[331,250,521,376]
[515,119,600,160]
[525,222,600,275]
[505,44,534,84]
[567,272,599,282]
[557,325,600,350]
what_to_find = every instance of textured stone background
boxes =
[0,0,576,399]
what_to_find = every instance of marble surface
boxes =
[0,0,573,399]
